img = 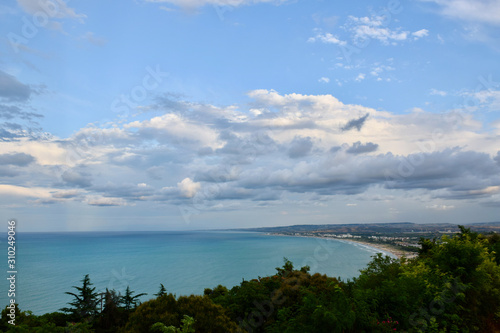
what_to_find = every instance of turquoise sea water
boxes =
[1,231,391,315]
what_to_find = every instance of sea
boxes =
[1,231,392,315]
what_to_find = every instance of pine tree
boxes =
[121,286,147,311]
[98,288,125,330]
[60,274,99,321]
[155,283,167,297]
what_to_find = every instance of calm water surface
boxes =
[1,231,389,314]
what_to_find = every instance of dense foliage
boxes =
[2,226,500,332]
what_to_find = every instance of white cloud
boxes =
[16,0,86,22]
[159,5,176,11]
[0,139,67,166]
[471,90,500,111]
[81,32,107,46]
[335,62,359,70]
[421,0,500,26]
[0,184,52,199]
[125,113,221,148]
[468,186,500,196]
[318,77,330,83]
[430,88,447,96]
[355,73,366,81]
[412,29,429,39]
[426,204,455,210]
[247,89,345,109]
[2,90,499,218]
[354,26,407,43]
[370,64,395,77]
[144,0,288,9]
[308,32,346,45]
[178,178,201,198]
[52,189,84,199]
[348,16,409,45]
[86,196,130,206]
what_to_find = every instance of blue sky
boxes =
[1,0,499,231]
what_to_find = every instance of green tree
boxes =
[0,304,34,332]
[351,254,424,331]
[268,273,355,333]
[416,230,500,331]
[121,286,147,311]
[155,284,168,298]
[60,274,99,322]
[485,232,500,265]
[275,257,294,277]
[95,288,128,331]
[151,315,195,333]
[417,237,436,257]
[124,294,237,333]
[123,293,178,332]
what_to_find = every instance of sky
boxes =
[0,0,499,231]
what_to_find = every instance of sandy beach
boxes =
[335,238,417,259]
[270,233,417,259]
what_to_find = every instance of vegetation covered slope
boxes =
[2,226,500,332]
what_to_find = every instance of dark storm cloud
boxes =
[215,130,278,164]
[52,190,82,199]
[0,128,20,141]
[90,183,155,201]
[153,93,190,113]
[346,141,379,154]
[61,169,93,188]
[235,148,500,200]
[481,200,500,208]
[329,146,342,153]
[0,166,20,177]
[0,152,35,166]
[384,149,500,195]
[193,164,240,183]
[288,136,313,158]
[0,71,44,143]
[341,113,369,131]
[0,105,24,119]
[0,70,32,102]
[0,104,43,121]
[2,122,23,131]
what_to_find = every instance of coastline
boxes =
[268,233,416,259]
[334,238,417,259]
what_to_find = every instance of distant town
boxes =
[237,222,500,257]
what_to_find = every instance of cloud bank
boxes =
[1,90,498,216]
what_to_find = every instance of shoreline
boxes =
[268,232,417,259]
[334,238,417,259]
[334,238,399,258]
